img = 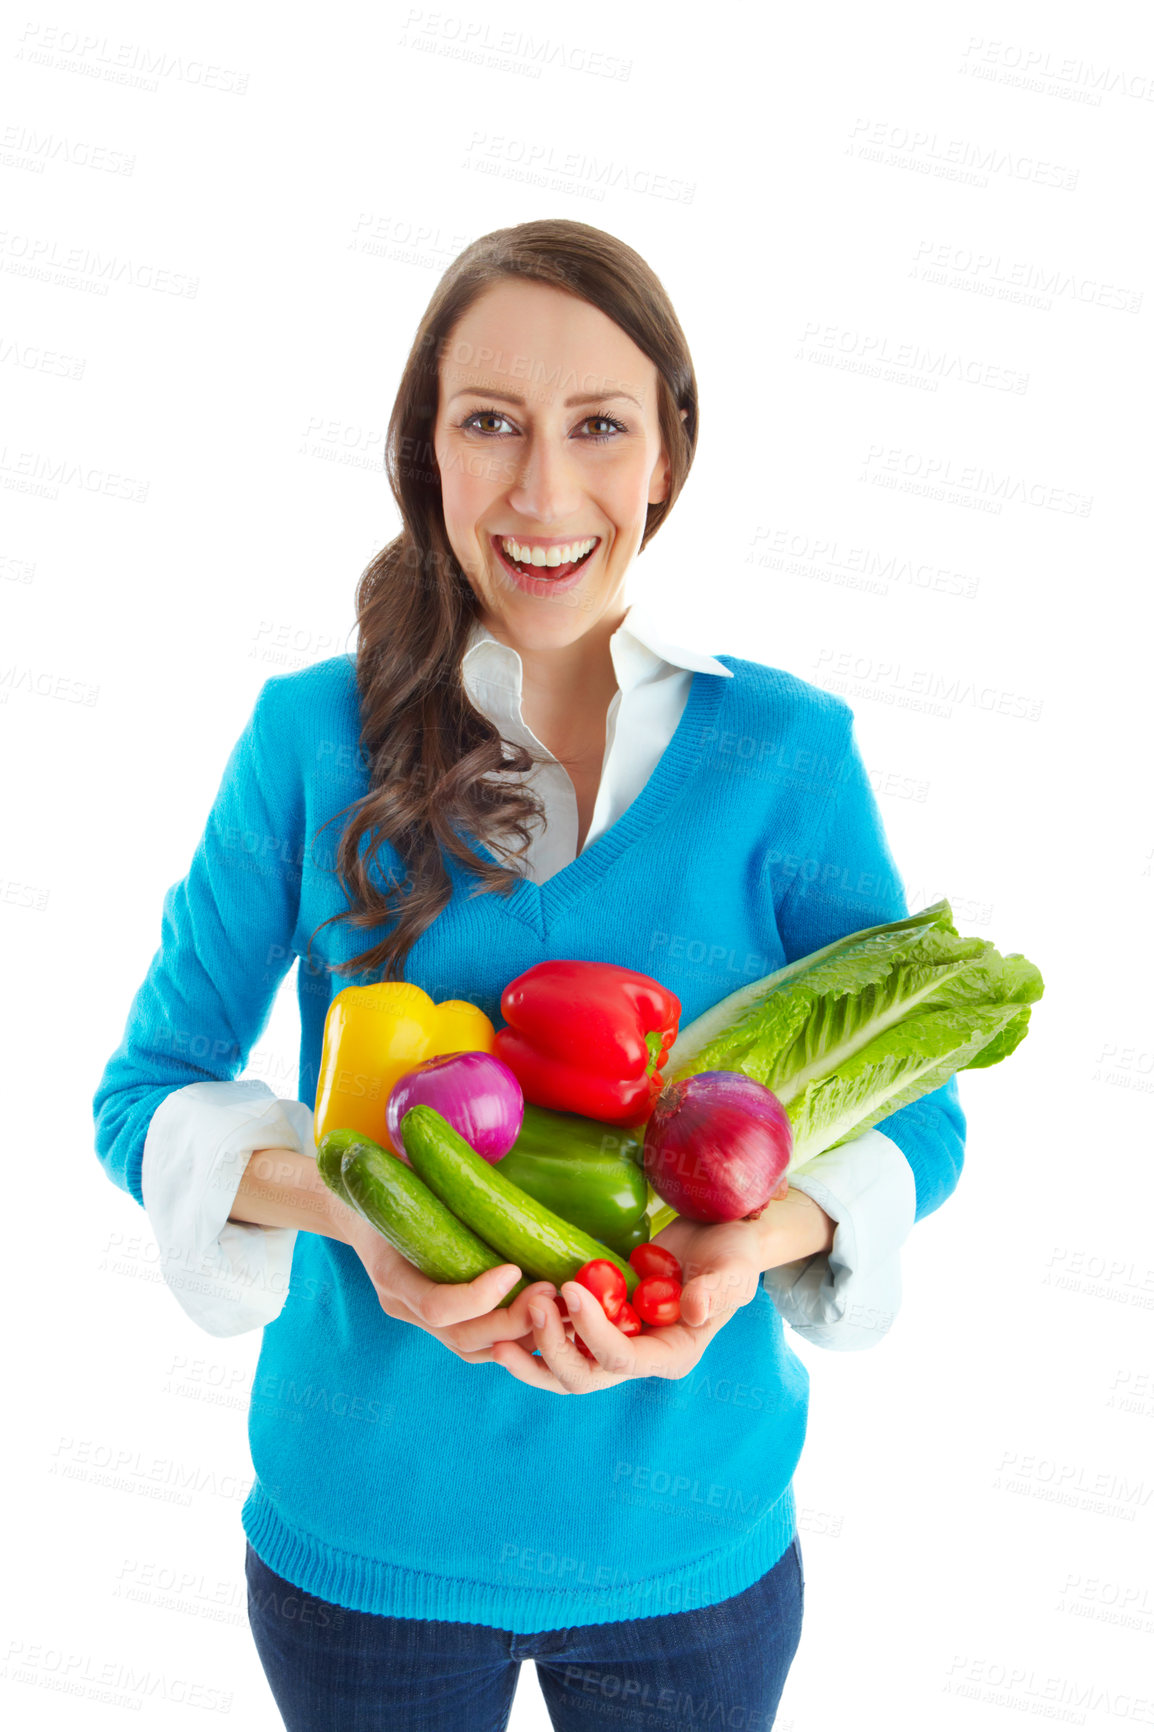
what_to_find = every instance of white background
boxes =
[4,1,1152,1727]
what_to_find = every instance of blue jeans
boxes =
[245,1534,804,1731]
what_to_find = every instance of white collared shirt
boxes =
[140,602,915,1344]
[459,604,734,880]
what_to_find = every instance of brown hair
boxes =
[309,219,699,982]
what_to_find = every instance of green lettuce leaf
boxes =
[665,900,1043,1169]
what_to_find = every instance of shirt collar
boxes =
[461,603,733,706]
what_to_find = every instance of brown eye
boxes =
[458,409,514,435]
[582,415,627,443]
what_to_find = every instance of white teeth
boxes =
[499,536,597,568]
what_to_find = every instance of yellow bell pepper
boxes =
[313,983,497,1153]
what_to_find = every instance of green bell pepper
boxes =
[606,1213,652,1256]
[494,1102,650,1256]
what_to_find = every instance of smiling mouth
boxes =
[490,535,601,583]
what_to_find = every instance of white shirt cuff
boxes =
[141,1079,315,1339]
[761,1129,916,1350]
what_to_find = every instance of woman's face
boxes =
[433,277,678,653]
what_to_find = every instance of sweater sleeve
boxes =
[92,677,305,1211]
[769,704,967,1224]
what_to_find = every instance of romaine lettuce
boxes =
[664,901,1043,1168]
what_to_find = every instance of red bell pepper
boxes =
[494,960,681,1126]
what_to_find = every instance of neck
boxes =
[487,602,629,721]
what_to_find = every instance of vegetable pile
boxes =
[313,901,1044,1338]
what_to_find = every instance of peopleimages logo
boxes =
[813,649,1045,722]
[746,525,979,600]
[943,1654,1154,1725]
[612,1461,762,1514]
[794,321,1029,394]
[911,238,1143,313]
[3,1638,235,1715]
[958,36,1154,104]
[847,116,1079,190]
[858,444,1092,515]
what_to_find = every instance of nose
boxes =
[505,430,585,528]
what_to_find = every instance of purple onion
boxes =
[386,1050,524,1165]
[642,1069,793,1222]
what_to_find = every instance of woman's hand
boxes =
[489,1218,766,1395]
[490,1191,835,1395]
[342,1209,558,1366]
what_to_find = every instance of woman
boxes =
[94,219,965,1730]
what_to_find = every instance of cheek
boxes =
[443,447,510,516]
[598,499,643,550]
[611,456,658,512]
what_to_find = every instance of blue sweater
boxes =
[93,651,965,1631]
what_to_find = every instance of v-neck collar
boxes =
[448,660,731,937]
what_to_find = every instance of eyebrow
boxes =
[447,387,643,409]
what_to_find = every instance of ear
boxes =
[650,407,691,504]
[649,450,671,504]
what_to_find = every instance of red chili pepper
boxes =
[495,960,681,1126]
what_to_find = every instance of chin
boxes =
[492,600,596,638]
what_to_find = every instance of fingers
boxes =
[675,1260,729,1327]
[427,1279,559,1361]
[401,1262,528,1329]
[493,1292,589,1392]
[493,1290,722,1390]
[491,1337,570,1392]
[635,1319,716,1372]
[680,1263,759,1328]
[535,1286,637,1385]
[453,1333,536,1364]
[678,1275,715,1328]
[563,1285,640,1378]
[501,1281,560,1338]
[494,1288,626,1392]
[358,1230,563,1358]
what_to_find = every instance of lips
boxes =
[490,534,601,594]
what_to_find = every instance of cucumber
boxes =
[317,1130,528,1308]
[401,1105,640,1298]
[315,1127,360,1208]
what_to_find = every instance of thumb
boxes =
[681,1258,759,1327]
[679,1265,724,1328]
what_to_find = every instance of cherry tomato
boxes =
[629,1244,683,1284]
[572,1334,597,1360]
[575,1260,627,1322]
[633,1276,682,1327]
[553,1292,569,1319]
[615,1301,642,1338]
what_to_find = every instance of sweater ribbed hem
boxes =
[240,1478,798,1634]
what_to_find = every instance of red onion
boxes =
[642,1070,792,1223]
[386,1050,524,1165]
